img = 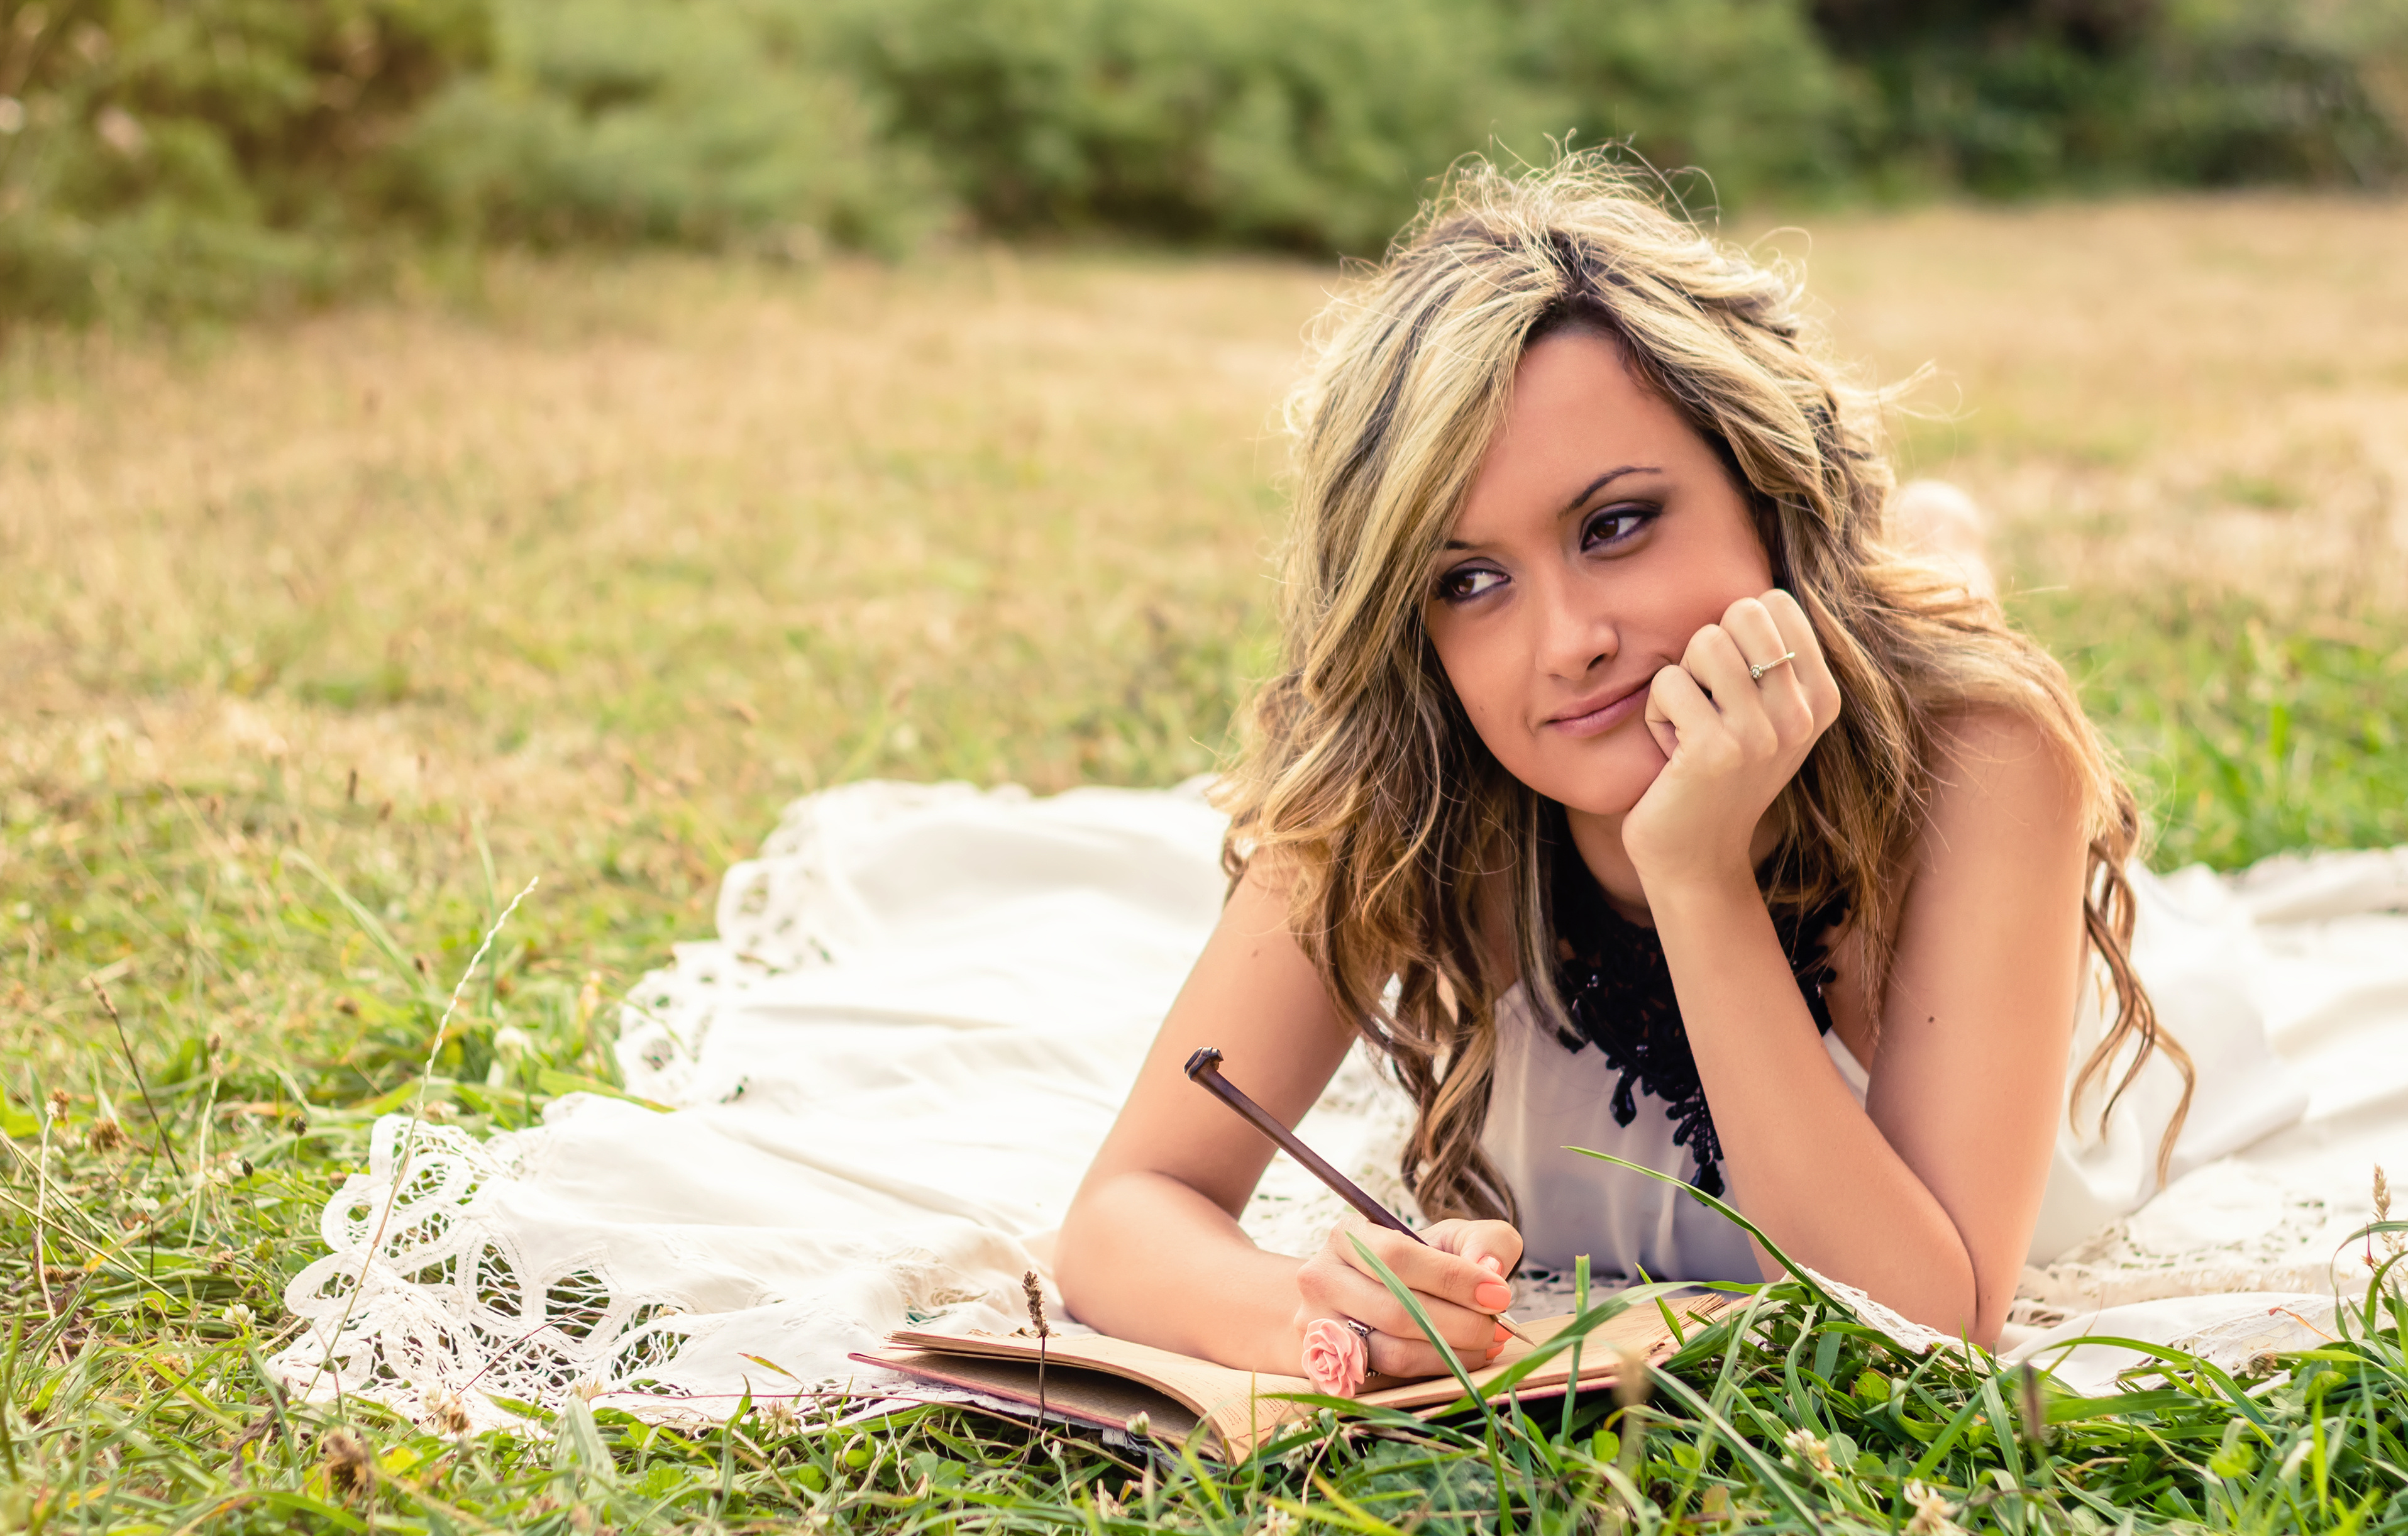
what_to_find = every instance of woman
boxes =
[1055,157,2191,1378]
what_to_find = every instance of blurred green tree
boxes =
[1506,0,1855,208]
[1,0,2402,323]
[0,0,490,319]
[839,0,1545,252]
[387,0,934,255]
[1809,0,2408,192]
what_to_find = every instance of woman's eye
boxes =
[1437,566,1507,603]
[1582,508,1653,549]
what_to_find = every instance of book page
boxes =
[875,1291,1729,1460]
[876,1328,1322,1455]
[1362,1293,1728,1412]
[868,1348,1205,1442]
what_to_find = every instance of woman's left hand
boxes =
[1621,590,1841,891]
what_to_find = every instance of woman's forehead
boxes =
[1450,333,1713,538]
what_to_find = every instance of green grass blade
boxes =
[1567,1148,1842,1312]
[1343,1233,1494,1432]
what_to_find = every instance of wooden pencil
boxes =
[1184,1046,1538,1347]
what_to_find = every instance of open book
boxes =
[856,1291,1729,1461]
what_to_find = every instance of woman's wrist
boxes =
[1632,854,1760,916]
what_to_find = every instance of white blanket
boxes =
[272,782,2408,1427]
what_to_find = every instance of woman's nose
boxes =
[1533,575,1616,680]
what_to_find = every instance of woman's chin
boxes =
[1522,742,1665,820]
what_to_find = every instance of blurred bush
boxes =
[1,0,2404,324]
[386,0,934,255]
[841,0,1533,253]
[839,0,1851,249]
[1816,0,2408,193]
[0,0,490,320]
[1506,0,1857,207]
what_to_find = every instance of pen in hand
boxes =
[1183,1046,1537,1347]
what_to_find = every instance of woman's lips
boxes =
[1546,681,1648,738]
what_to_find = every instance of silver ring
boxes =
[1342,1318,1374,1340]
[1749,650,1796,682]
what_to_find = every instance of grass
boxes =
[3,192,2407,1529]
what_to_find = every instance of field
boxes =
[4,194,2408,1528]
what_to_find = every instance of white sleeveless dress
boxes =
[1484,861,2316,1281]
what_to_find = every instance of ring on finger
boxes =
[1748,649,1797,683]
[1342,1317,1374,1340]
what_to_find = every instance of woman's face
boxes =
[1425,329,1776,819]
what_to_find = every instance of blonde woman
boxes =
[1056,157,2194,1375]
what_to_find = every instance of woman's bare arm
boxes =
[1058,863,1350,1368]
[1058,862,1522,1376]
[1650,708,2085,1344]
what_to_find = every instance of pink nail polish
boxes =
[1475,1280,1513,1310]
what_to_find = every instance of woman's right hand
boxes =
[1293,1214,1525,1379]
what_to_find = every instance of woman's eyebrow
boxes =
[1440,464,1661,551]
[1559,464,1658,516]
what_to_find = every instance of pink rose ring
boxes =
[1302,1317,1371,1396]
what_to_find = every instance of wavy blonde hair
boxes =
[1218,155,2192,1224]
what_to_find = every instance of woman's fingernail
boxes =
[1477,1255,1503,1274]
[1485,1342,1505,1360]
[1475,1280,1513,1310]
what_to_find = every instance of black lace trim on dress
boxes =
[1549,847,1851,1198]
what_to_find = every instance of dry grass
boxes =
[1799,193,2408,605]
[2,252,1312,867]
[6,196,2405,865]
[0,196,2401,1008]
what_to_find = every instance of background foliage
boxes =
[3,0,2408,321]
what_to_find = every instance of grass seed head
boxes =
[758,1398,802,1437]
[45,1087,67,1121]
[1903,1480,1962,1535]
[318,1426,372,1496]
[1022,1269,1049,1339]
[86,1117,124,1154]
[1782,1427,1837,1476]
[1610,1346,1648,1410]
[2018,1362,2050,1444]
[423,1387,471,1436]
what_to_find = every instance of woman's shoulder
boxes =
[1913,702,2089,876]
[1925,702,2084,801]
